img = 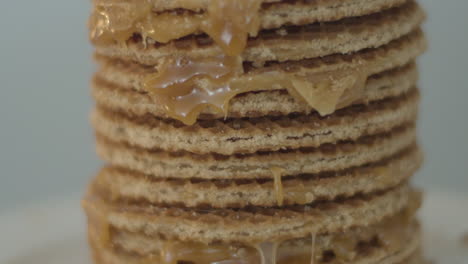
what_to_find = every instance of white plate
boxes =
[1,192,467,264]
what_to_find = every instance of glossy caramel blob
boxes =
[271,167,286,206]
[90,0,152,44]
[289,68,368,116]
[311,233,317,264]
[141,13,204,43]
[201,0,262,56]
[257,242,280,264]
[143,59,368,125]
[143,55,243,125]
[90,0,262,56]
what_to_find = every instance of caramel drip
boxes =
[271,167,286,206]
[144,55,243,125]
[310,233,316,264]
[289,68,368,116]
[90,0,262,56]
[257,242,279,264]
[201,0,262,56]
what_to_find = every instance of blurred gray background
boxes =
[0,0,466,212]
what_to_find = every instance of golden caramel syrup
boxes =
[200,0,262,56]
[143,61,368,125]
[271,167,286,206]
[257,242,280,264]
[89,0,152,44]
[90,0,262,56]
[141,13,203,43]
[143,55,243,125]
[289,68,368,116]
[310,233,316,264]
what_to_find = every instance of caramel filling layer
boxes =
[90,0,262,55]
[143,54,368,125]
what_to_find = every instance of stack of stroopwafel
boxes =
[84,0,427,263]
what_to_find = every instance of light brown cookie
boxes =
[89,213,420,264]
[92,88,419,155]
[94,30,426,121]
[95,124,416,180]
[94,1,424,64]
[83,182,418,243]
[138,0,407,16]
[96,145,422,208]
[92,61,418,122]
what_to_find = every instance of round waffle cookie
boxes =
[92,61,418,121]
[131,0,408,18]
[92,88,419,155]
[94,145,422,208]
[84,173,424,263]
[93,29,426,120]
[90,0,413,54]
[84,0,427,263]
[84,180,419,242]
[94,1,424,64]
[95,124,416,180]
[89,214,422,264]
